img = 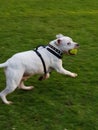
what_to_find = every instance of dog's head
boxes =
[50,34,79,55]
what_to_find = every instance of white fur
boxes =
[0,34,79,104]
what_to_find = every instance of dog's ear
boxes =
[56,34,63,45]
[56,34,64,39]
[56,38,62,45]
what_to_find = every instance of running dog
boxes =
[0,34,79,104]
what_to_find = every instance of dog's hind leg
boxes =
[0,69,23,104]
[18,76,34,90]
[18,81,34,90]
[0,89,14,105]
[0,81,18,105]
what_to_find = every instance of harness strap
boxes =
[46,44,63,59]
[47,48,62,59]
[34,49,47,74]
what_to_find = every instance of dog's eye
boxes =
[67,42,71,45]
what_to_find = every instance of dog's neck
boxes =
[46,44,63,59]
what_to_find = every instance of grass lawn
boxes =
[0,0,98,130]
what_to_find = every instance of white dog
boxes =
[0,34,79,104]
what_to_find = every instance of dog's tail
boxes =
[0,62,8,68]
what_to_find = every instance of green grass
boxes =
[0,0,98,130]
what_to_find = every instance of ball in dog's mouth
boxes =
[69,49,78,55]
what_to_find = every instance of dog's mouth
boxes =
[68,44,79,55]
[68,49,77,55]
[64,48,78,55]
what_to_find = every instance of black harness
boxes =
[34,47,47,75]
[46,44,63,59]
[34,45,63,80]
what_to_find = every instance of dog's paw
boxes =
[70,73,78,78]
[19,86,34,90]
[5,101,13,105]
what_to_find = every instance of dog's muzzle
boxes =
[68,43,80,55]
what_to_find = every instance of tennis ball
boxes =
[69,49,78,55]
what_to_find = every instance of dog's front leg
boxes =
[54,60,78,78]
[56,66,77,78]
[55,61,77,78]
